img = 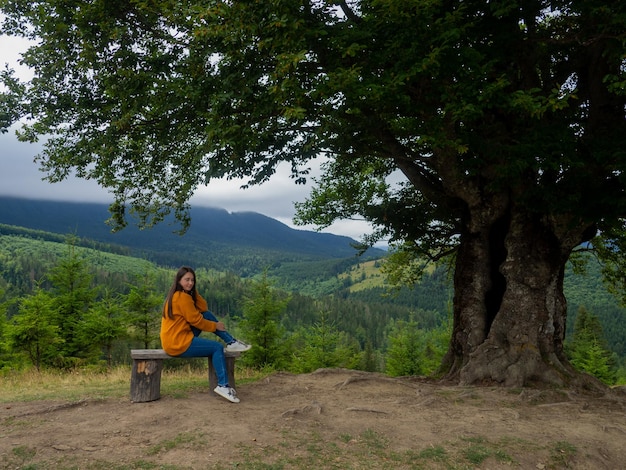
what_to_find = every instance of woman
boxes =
[161,266,251,403]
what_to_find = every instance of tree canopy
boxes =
[2,0,626,387]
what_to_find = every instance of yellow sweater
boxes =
[160,291,217,355]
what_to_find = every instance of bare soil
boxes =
[1,368,625,469]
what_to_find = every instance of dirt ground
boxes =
[1,368,626,469]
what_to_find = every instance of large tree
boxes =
[2,1,625,387]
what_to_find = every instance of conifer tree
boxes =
[386,317,449,377]
[386,318,424,377]
[566,306,617,385]
[124,274,163,349]
[79,290,127,369]
[238,272,290,370]
[6,288,61,370]
[47,239,96,367]
[291,310,360,373]
[0,291,9,367]
[360,340,380,372]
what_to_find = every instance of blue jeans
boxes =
[177,311,234,387]
[190,311,235,344]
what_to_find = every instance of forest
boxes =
[1,224,625,386]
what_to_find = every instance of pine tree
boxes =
[359,340,380,372]
[6,288,62,370]
[385,318,424,377]
[238,272,290,370]
[47,239,96,367]
[291,310,360,373]
[0,291,9,367]
[385,318,450,377]
[79,290,127,369]
[124,274,163,349]
[566,306,617,385]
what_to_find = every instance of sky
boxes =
[0,33,378,243]
[0,126,376,242]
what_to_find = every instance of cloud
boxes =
[0,132,111,201]
[0,129,376,241]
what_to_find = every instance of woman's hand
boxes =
[214,321,226,331]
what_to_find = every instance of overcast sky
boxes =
[0,126,378,241]
[0,33,376,242]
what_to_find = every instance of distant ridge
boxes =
[0,196,383,269]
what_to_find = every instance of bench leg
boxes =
[208,355,237,392]
[130,359,163,402]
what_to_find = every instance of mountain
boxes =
[0,196,384,273]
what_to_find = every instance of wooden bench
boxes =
[130,349,240,403]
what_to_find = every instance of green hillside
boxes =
[0,197,384,275]
[1,216,625,374]
[2,224,625,353]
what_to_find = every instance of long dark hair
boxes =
[163,266,198,319]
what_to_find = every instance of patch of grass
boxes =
[494,448,515,464]
[0,367,132,402]
[227,430,361,470]
[416,445,447,461]
[39,459,180,470]
[458,436,489,465]
[463,443,491,465]
[12,445,37,461]
[496,435,536,451]
[1,428,573,470]
[360,428,389,451]
[147,432,205,455]
[234,430,515,469]
[0,365,268,403]
[211,430,527,470]
[338,433,352,443]
[2,445,38,469]
[337,259,386,292]
[549,440,577,468]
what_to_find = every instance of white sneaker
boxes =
[226,340,252,352]
[214,385,240,403]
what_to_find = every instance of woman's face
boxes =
[178,272,195,292]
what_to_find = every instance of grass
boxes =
[0,363,262,403]
[146,432,206,456]
[549,441,578,468]
[0,367,131,402]
[216,429,524,470]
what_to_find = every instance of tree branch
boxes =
[337,1,361,23]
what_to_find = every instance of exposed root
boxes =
[346,407,388,414]
[281,401,323,417]
[8,399,88,418]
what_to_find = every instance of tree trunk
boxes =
[443,203,598,388]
